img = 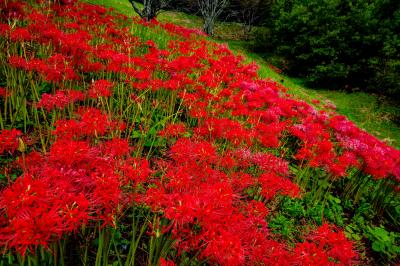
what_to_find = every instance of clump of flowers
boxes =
[0,0,397,265]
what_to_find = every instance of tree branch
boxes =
[128,0,144,18]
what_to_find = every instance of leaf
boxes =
[393,245,400,254]
[131,130,142,138]
[352,233,362,241]
[372,241,383,252]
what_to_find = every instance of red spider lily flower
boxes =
[159,258,176,266]
[8,56,29,71]
[77,107,112,137]
[48,139,92,166]
[101,138,130,158]
[44,54,78,83]
[229,172,256,193]
[169,138,218,165]
[255,121,287,148]
[296,223,359,265]
[0,174,88,256]
[119,158,152,187]
[10,28,32,42]
[53,108,115,139]
[0,129,22,154]
[37,90,70,112]
[258,173,301,200]
[252,151,290,176]
[91,174,122,227]
[0,87,9,98]
[82,60,104,73]
[0,23,10,36]
[195,118,253,146]
[158,123,186,138]
[0,2,25,20]
[201,230,245,266]
[311,99,321,105]
[294,241,331,265]
[27,58,47,72]
[67,90,86,102]
[88,79,113,99]
[331,115,400,180]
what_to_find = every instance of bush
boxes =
[265,0,400,97]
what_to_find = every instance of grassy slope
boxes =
[81,0,400,148]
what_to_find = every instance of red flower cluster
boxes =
[142,138,302,265]
[88,80,113,99]
[294,224,359,265]
[37,90,85,112]
[0,129,21,154]
[0,110,148,255]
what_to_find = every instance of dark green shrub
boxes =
[264,0,400,96]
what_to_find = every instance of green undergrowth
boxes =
[80,0,400,149]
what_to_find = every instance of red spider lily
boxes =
[100,138,130,158]
[331,115,400,180]
[10,28,32,42]
[295,223,359,265]
[201,229,245,266]
[37,90,70,112]
[0,23,10,36]
[252,151,290,176]
[169,138,219,165]
[258,173,301,200]
[143,138,295,265]
[0,174,89,256]
[45,54,78,83]
[0,87,9,98]
[159,258,176,266]
[195,117,254,146]
[1,131,150,254]
[0,2,25,20]
[88,79,113,99]
[255,121,287,148]
[294,241,332,265]
[229,172,256,193]
[0,129,22,154]
[158,123,187,138]
[119,157,151,187]
[8,56,29,71]
[53,108,116,139]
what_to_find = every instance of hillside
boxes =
[82,0,400,150]
[0,1,399,265]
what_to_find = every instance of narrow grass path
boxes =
[81,0,400,148]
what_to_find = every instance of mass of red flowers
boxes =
[0,0,398,265]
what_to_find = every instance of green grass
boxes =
[83,0,136,15]
[316,91,400,146]
[80,0,400,148]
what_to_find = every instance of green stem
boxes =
[112,236,123,266]
[95,226,104,266]
[59,240,65,266]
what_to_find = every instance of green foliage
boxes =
[265,0,400,97]
[365,226,400,260]
[269,214,299,241]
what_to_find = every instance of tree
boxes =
[128,0,170,21]
[233,0,273,39]
[197,0,230,35]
